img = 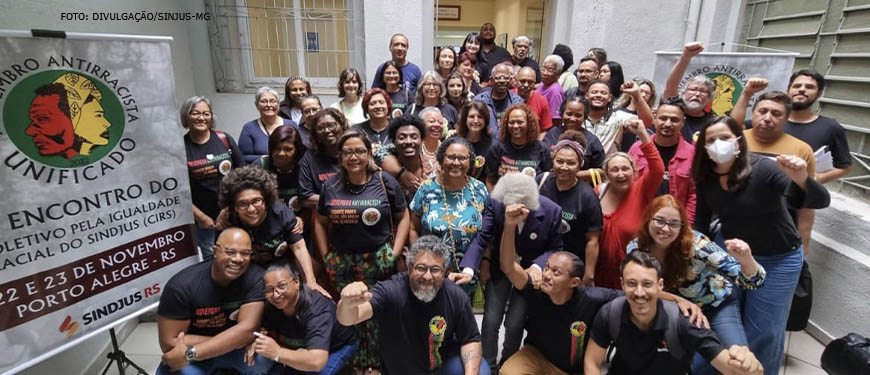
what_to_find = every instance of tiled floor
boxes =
[103,318,829,375]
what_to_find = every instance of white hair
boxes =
[418,106,443,120]
[255,86,280,104]
[512,35,533,48]
[490,172,540,211]
[543,55,565,72]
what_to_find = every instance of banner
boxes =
[0,30,198,375]
[652,51,798,116]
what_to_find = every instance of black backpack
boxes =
[605,296,686,360]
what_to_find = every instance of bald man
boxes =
[156,228,270,375]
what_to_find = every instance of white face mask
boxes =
[706,137,740,164]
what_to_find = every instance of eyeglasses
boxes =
[236,197,265,210]
[445,154,470,162]
[423,82,440,88]
[189,111,212,118]
[651,216,683,231]
[265,281,294,297]
[258,99,279,105]
[214,244,253,258]
[412,264,444,277]
[340,149,368,158]
[315,122,339,133]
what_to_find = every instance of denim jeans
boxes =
[156,348,272,375]
[194,222,216,262]
[266,342,358,375]
[481,277,527,368]
[742,248,803,375]
[439,352,492,375]
[691,291,747,375]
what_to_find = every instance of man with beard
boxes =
[479,23,511,67]
[496,201,621,374]
[584,252,764,375]
[733,70,852,184]
[515,66,553,133]
[564,57,600,99]
[510,36,540,82]
[732,82,818,254]
[474,63,524,134]
[370,34,423,98]
[627,97,697,222]
[663,42,717,143]
[337,235,490,375]
[156,228,270,375]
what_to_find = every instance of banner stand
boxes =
[101,328,147,375]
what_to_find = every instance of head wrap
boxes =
[550,139,586,168]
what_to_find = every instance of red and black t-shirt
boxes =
[185,131,245,218]
[240,202,305,267]
[484,140,552,179]
[298,151,340,199]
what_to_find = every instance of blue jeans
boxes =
[481,277,527,368]
[195,222,216,261]
[156,348,272,375]
[439,352,492,375]
[742,248,803,375]
[266,342,358,375]
[691,291,747,375]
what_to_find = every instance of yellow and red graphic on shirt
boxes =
[569,320,587,368]
[428,315,447,370]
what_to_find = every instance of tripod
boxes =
[101,328,149,375]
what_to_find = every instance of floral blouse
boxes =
[626,230,766,308]
[410,178,488,270]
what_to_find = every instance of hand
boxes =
[582,274,595,287]
[253,334,281,363]
[776,154,809,185]
[622,117,646,137]
[620,80,641,97]
[340,281,372,307]
[743,78,768,96]
[309,282,332,300]
[196,214,216,230]
[449,272,474,285]
[214,208,231,230]
[724,239,753,265]
[292,216,304,235]
[245,340,256,366]
[682,42,704,58]
[504,203,530,228]
[726,345,764,375]
[676,297,710,329]
[399,169,422,192]
[161,332,189,371]
[525,266,542,289]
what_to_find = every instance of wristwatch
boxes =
[185,346,197,362]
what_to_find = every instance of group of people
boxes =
[158,21,850,375]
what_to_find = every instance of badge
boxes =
[391,108,404,118]
[561,219,570,234]
[274,241,288,257]
[218,159,232,175]
[288,196,301,212]
[530,233,537,240]
[429,316,447,336]
[521,166,536,177]
[361,207,381,226]
[229,308,239,322]
[570,321,586,337]
[474,155,485,168]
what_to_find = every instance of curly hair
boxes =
[498,103,539,143]
[388,114,428,141]
[218,165,280,224]
[634,195,694,290]
[308,108,348,155]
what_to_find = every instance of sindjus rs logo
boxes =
[58,315,79,339]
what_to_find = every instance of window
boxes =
[207,0,364,91]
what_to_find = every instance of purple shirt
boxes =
[536,82,565,119]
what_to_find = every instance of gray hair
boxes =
[418,106,443,121]
[255,86,280,104]
[683,74,717,100]
[512,35,533,48]
[491,62,514,77]
[179,96,215,129]
[406,235,449,267]
[265,260,301,281]
[490,172,540,211]
[542,55,565,72]
[414,70,447,106]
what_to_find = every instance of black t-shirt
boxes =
[540,126,606,169]
[352,120,392,155]
[521,279,621,373]
[485,140,552,178]
[369,273,481,375]
[185,131,245,218]
[262,284,357,352]
[298,151,340,199]
[317,171,406,253]
[238,202,305,267]
[158,261,265,337]
[590,299,724,375]
[464,134,494,181]
[480,45,512,68]
[514,57,541,82]
[655,142,678,196]
[681,113,714,144]
[492,96,510,124]
[536,174,603,258]
[388,86,412,117]
[259,156,302,213]
[410,103,460,128]
[785,115,852,168]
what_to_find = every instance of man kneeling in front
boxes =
[337,235,491,375]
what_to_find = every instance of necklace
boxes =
[440,176,477,270]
